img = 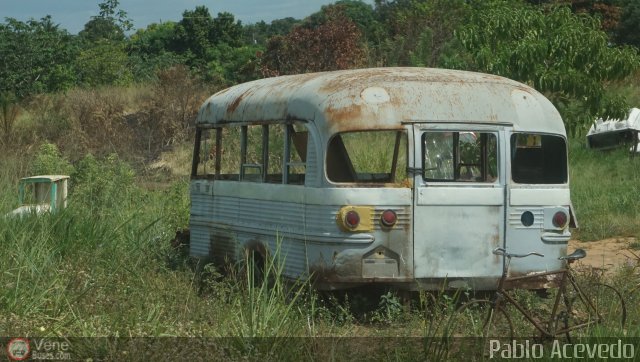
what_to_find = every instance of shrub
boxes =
[30,142,74,175]
[65,87,132,157]
[71,153,136,216]
[138,65,210,156]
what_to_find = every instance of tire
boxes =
[445,299,514,339]
[586,283,626,334]
[564,282,626,336]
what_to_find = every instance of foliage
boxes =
[64,86,131,155]
[371,291,404,324]
[0,17,78,99]
[242,18,300,46]
[615,0,640,48]
[71,153,136,215]
[373,0,470,67]
[27,93,72,142]
[170,7,257,83]
[75,40,133,87]
[455,0,639,134]
[140,65,209,151]
[30,142,74,176]
[79,0,133,42]
[260,6,366,76]
[128,22,185,80]
[129,22,176,55]
[172,7,243,62]
[76,1,135,87]
[161,180,190,232]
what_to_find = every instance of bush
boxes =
[138,65,211,157]
[30,142,74,175]
[71,153,136,213]
[27,93,72,142]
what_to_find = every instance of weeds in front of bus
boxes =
[371,291,404,324]
[225,237,310,357]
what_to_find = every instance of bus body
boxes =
[189,67,574,290]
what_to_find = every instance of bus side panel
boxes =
[190,180,216,258]
[210,186,307,276]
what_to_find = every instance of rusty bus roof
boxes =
[196,67,566,136]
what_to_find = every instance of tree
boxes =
[172,7,243,59]
[75,40,133,86]
[527,0,622,32]
[79,0,133,41]
[170,6,249,83]
[260,6,366,76]
[76,0,135,85]
[615,0,640,47]
[456,0,639,134]
[130,22,177,55]
[212,12,243,47]
[243,18,301,47]
[372,0,470,67]
[172,6,216,60]
[309,0,387,66]
[128,22,184,80]
[0,16,78,99]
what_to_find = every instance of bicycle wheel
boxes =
[445,299,514,338]
[565,282,626,336]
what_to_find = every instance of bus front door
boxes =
[412,126,505,289]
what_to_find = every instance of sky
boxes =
[1,0,374,34]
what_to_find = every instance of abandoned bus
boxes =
[189,67,574,290]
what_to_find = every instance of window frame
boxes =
[191,122,308,184]
[325,129,408,186]
[509,132,568,185]
[421,130,499,183]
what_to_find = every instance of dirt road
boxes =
[568,237,638,274]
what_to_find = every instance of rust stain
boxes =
[226,88,257,114]
[226,93,244,114]
[202,67,539,130]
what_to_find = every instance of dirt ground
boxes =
[568,237,639,274]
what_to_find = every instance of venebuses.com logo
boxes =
[6,338,30,361]
[5,337,72,361]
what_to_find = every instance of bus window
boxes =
[422,131,498,182]
[241,125,265,182]
[511,134,567,184]
[193,128,216,179]
[327,130,407,185]
[192,127,243,180]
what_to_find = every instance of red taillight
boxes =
[380,209,397,227]
[552,211,568,228]
[344,210,360,229]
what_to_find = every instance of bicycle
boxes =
[447,247,627,340]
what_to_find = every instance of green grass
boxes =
[569,138,640,240]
